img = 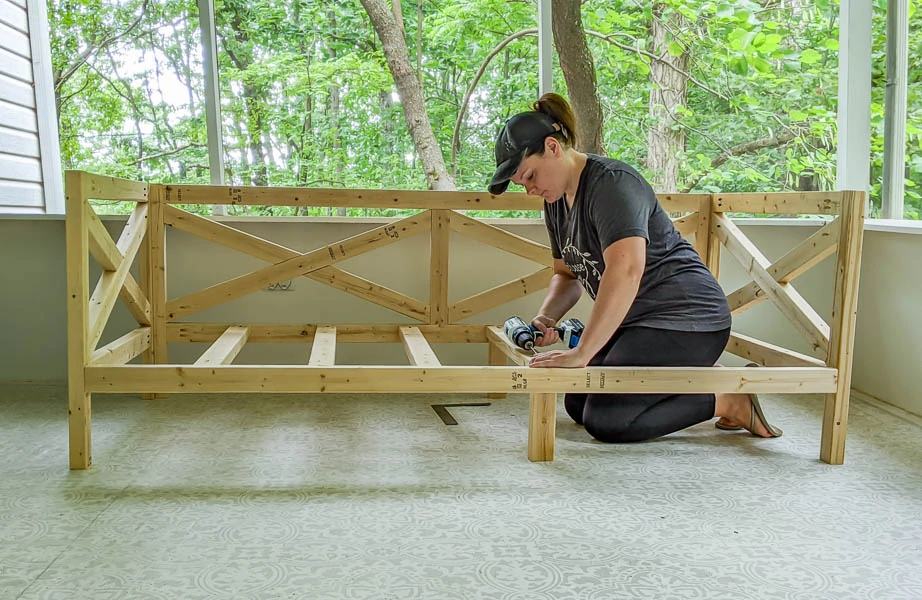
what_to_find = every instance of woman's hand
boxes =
[529,348,588,368]
[531,315,559,347]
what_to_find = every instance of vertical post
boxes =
[429,210,450,325]
[836,1,872,208]
[706,195,722,279]
[693,195,711,263]
[528,392,556,461]
[487,342,507,400]
[821,191,866,465]
[537,0,553,96]
[142,184,168,399]
[881,0,908,219]
[65,171,91,469]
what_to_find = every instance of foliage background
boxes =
[48,0,922,218]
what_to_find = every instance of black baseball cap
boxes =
[488,111,561,195]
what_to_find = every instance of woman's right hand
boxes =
[531,315,559,347]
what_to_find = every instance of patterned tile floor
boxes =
[2,381,921,599]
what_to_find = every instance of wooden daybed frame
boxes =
[64,170,865,470]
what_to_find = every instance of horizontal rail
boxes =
[167,323,490,343]
[84,365,838,394]
[79,171,150,202]
[164,185,546,211]
[712,192,842,215]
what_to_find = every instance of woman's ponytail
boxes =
[533,93,578,149]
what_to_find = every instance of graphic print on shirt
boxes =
[561,239,601,299]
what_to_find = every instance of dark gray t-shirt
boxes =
[545,155,731,332]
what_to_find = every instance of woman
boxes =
[487,93,782,443]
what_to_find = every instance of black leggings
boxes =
[565,326,730,443]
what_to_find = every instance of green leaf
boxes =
[789,110,808,121]
[667,41,684,57]
[730,55,749,75]
[757,34,782,53]
[824,39,839,51]
[800,49,823,64]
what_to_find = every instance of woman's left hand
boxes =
[529,349,588,368]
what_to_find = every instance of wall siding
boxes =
[0,0,61,214]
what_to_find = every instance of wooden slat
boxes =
[399,326,441,366]
[85,205,151,326]
[82,171,150,202]
[0,152,41,182]
[822,191,866,465]
[141,184,168,398]
[694,197,712,261]
[706,200,722,279]
[725,332,827,368]
[165,184,546,211]
[449,267,553,321]
[85,364,839,395]
[0,125,38,156]
[429,210,450,325]
[487,341,507,399]
[449,211,553,266]
[65,171,91,469]
[87,203,148,350]
[657,193,704,213]
[0,73,34,108]
[307,267,429,322]
[88,327,151,366]
[486,326,530,367]
[194,326,249,366]
[168,323,489,344]
[713,191,842,215]
[671,212,699,238]
[713,213,830,357]
[308,325,337,366]
[727,218,841,315]
[165,212,429,320]
[529,393,556,462]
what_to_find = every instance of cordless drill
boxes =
[503,316,585,354]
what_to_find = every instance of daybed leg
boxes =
[487,343,507,399]
[142,183,169,399]
[66,171,92,469]
[821,190,865,465]
[528,392,556,461]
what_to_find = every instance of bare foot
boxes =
[715,393,779,438]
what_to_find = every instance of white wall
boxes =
[0,216,919,417]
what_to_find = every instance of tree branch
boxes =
[55,0,150,92]
[126,143,205,166]
[450,28,538,176]
[682,131,798,192]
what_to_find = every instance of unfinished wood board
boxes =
[194,326,249,366]
[308,326,337,366]
[85,365,838,395]
[89,327,151,366]
[714,213,830,357]
[168,323,489,344]
[166,213,429,320]
[399,326,441,366]
[65,171,91,469]
[822,191,866,465]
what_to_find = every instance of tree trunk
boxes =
[646,4,689,192]
[551,0,604,155]
[359,0,455,190]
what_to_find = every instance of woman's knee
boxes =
[583,400,652,443]
[564,394,586,425]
